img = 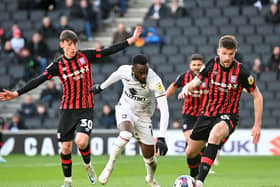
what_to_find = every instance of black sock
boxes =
[200,146,206,155]
[61,153,72,177]
[198,143,219,182]
[187,154,201,178]
[0,132,3,150]
[79,144,91,164]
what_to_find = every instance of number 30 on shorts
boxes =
[80,119,93,129]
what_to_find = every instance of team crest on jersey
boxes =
[156,82,164,93]
[79,57,86,65]
[231,75,237,83]
[202,82,206,88]
[248,75,255,85]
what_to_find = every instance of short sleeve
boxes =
[150,73,166,98]
[239,64,256,93]
[173,72,186,88]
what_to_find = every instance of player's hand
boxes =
[127,26,142,45]
[251,124,261,144]
[0,89,19,101]
[178,85,191,100]
[155,137,168,156]
[90,84,103,94]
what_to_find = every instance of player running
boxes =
[0,27,142,187]
[90,54,169,187]
[179,35,263,187]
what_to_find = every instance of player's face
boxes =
[60,40,77,59]
[217,47,236,68]
[189,60,203,75]
[132,64,148,84]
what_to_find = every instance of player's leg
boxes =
[0,128,6,163]
[98,121,133,184]
[196,120,229,186]
[60,141,73,187]
[75,110,96,184]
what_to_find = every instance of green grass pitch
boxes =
[0,155,279,187]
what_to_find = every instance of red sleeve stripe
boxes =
[201,156,214,166]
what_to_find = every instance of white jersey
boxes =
[118,65,165,118]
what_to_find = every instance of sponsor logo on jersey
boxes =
[125,91,146,101]
[62,65,89,80]
[211,79,238,92]
[248,75,254,85]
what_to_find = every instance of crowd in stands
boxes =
[1,0,280,130]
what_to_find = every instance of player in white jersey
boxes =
[90,54,169,187]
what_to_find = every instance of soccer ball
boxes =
[173,175,196,187]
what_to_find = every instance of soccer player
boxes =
[0,27,142,187]
[179,35,263,187]
[166,54,209,177]
[0,117,6,163]
[90,54,169,187]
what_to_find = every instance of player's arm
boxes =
[90,68,121,94]
[249,86,263,144]
[0,75,48,101]
[178,77,201,99]
[83,26,142,61]
[166,73,185,98]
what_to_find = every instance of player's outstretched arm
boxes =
[178,77,201,99]
[250,86,263,144]
[166,82,177,98]
[127,26,142,45]
[0,89,19,101]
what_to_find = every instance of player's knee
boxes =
[185,147,197,158]
[119,131,132,142]
[143,156,156,165]
[75,139,88,149]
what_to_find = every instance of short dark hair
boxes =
[218,35,238,49]
[189,53,204,63]
[59,30,78,43]
[132,54,148,66]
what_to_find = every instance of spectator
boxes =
[36,102,48,125]
[168,0,187,18]
[39,17,57,39]
[144,27,161,45]
[93,0,111,20]
[172,119,181,129]
[265,3,280,24]
[61,0,79,18]
[18,48,37,81]
[252,57,265,79]
[0,40,19,65]
[10,29,25,54]
[99,104,116,129]
[75,0,98,41]
[0,24,6,48]
[57,16,74,34]
[9,113,27,131]
[40,80,61,107]
[26,32,50,74]
[18,95,37,118]
[267,45,280,72]
[145,0,170,20]
[112,23,130,44]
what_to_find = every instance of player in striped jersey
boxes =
[0,27,142,187]
[179,35,263,187]
[90,54,169,187]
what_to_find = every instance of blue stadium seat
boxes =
[212,17,229,26]
[175,18,193,28]
[142,46,160,56]
[206,8,222,17]
[223,7,240,17]
[237,25,255,35]
[241,6,259,17]
[230,16,248,25]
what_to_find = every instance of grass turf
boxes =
[0,155,279,187]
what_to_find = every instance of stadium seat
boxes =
[248,16,265,25]
[68,19,85,34]
[201,26,218,36]
[161,45,178,56]
[143,19,158,28]
[168,55,185,64]
[197,0,215,8]
[159,18,176,28]
[142,46,160,56]
[194,17,211,27]
[237,25,255,35]
[264,35,280,45]
[216,0,230,7]
[223,7,240,17]
[6,2,17,12]
[24,117,42,129]
[190,8,204,18]
[239,44,253,54]
[156,64,174,74]
[261,92,274,100]
[219,25,236,35]
[0,12,10,21]
[46,37,60,52]
[8,65,25,80]
[253,44,271,56]
[262,118,277,128]
[124,46,142,56]
[112,55,130,65]
[101,64,117,74]
[165,27,182,37]
[11,11,28,22]
[30,10,45,21]
[241,6,259,17]
[172,36,188,46]
[267,80,280,92]
[257,25,274,35]
[47,11,61,21]
[260,72,277,82]
[231,16,248,25]
[183,27,200,36]
[18,21,33,31]
[179,46,197,56]
[245,35,263,45]
[189,35,207,46]
[184,0,197,9]
[149,55,167,64]
[212,17,229,26]
[175,18,193,28]
[22,29,34,41]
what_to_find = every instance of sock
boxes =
[108,131,132,166]
[61,153,72,177]
[198,143,219,182]
[0,132,3,155]
[200,146,206,155]
[187,154,201,178]
[143,156,157,181]
[79,144,91,164]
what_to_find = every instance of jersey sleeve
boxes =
[81,41,129,63]
[173,72,186,88]
[239,64,256,93]
[197,58,214,81]
[150,73,166,98]
[43,61,59,79]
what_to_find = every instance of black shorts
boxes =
[190,114,238,142]
[182,114,198,132]
[57,109,94,142]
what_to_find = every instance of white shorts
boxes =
[115,104,154,145]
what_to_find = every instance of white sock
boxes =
[143,156,157,181]
[64,177,72,182]
[108,131,132,167]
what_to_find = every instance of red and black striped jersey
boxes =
[174,70,209,117]
[17,41,129,110]
[197,56,256,117]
